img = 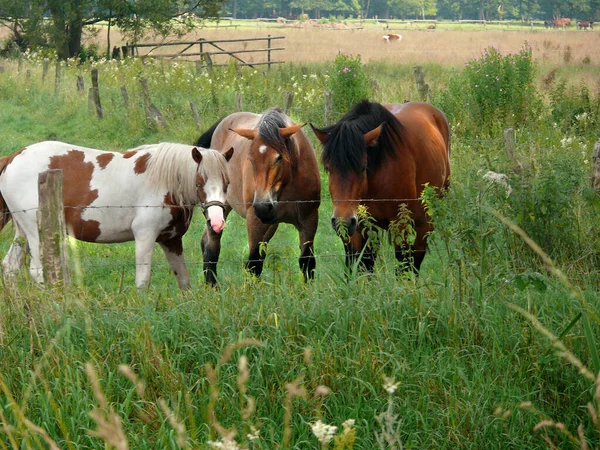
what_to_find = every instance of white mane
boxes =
[130,143,228,206]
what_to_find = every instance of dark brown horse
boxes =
[311,101,450,273]
[195,107,321,284]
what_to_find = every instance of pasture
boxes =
[0,25,600,449]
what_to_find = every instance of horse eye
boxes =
[275,154,283,163]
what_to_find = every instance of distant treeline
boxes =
[225,0,600,22]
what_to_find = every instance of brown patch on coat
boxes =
[123,150,137,159]
[49,150,101,242]
[0,148,28,228]
[96,153,114,169]
[134,153,151,174]
[156,193,193,248]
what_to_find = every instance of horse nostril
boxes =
[349,217,357,229]
[331,217,337,228]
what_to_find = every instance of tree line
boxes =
[230,0,600,22]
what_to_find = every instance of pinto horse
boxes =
[195,107,321,284]
[0,141,232,290]
[311,101,450,273]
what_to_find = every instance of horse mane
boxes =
[258,107,298,167]
[320,100,404,174]
[133,143,228,207]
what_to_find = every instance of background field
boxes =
[0,25,600,449]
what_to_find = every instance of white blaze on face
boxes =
[259,145,267,154]
[203,174,227,234]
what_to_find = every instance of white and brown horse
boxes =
[195,107,321,284]
[0,141,232,290]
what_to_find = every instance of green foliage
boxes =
[78,43,100,63]
[435,44,538,135]
[327,52,371,115]
[548,80,599,137]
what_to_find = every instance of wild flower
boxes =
[483,171,512,197]
[382,375,399,395]
[311,419,337,444]
[207,439,242,449]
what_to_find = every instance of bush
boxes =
[326,52,371,116]
[435,44,538,135]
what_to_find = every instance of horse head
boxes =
[230,122,304,224]
[192,146,233,233]
[311,122,383,237]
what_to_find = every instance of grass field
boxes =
[0,28,600,449]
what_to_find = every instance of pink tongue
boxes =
[207,205,225,233]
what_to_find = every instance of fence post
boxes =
[76,75,85,94]
[190,101,202,128]
[267,35,272,70]
[121,85,129,109]
[503,128,522,172]
[90,68,103,119]
[591,142,600,191]
[139,78,168,129]
[413,66,429,101]
[235,92,243,111]
[324,92,333,126]
[42,58,49,83]
[54,61,61,95]
[37,170,71,286]
[284,92,294,114]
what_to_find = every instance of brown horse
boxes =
[310,101,450,273]
[195,107,321,284]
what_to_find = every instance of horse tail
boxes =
[195,118,224,149]
[0,156,12,230]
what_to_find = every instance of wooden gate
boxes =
[128,36,285,69]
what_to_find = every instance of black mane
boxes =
[320,100,404,174]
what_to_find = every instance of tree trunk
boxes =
[67,18,83,59]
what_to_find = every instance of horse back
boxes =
[387,102,451,191]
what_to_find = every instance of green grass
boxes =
[0,55,599,449]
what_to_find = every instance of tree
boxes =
[0,0,225,59]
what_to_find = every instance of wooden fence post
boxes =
[190,101,202,128]
[42,58,49,83]
[54,61,61,95]
[267,35,272,70]
[76,75,85,94]
[37,170,70,286]
[121,85,129,109]
[413,66,429,101]
[90,68,103,119]
[235,92,243,111]
[324,92,333,126]
[139,78,168,129]
[591,142,600,191]
[284,92,294,114]
[503,128,522,172]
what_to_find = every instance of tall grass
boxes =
[0,51,599,448]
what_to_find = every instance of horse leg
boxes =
[246,213,278,278]
[2,226,27,282]
[159,238,190,291]
[296,208,319,281]
[201,224,225,286]
[133,235,157,291]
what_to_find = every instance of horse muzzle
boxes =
[253,200,278,224]
[331,216,358,237]
[202,201,227,234]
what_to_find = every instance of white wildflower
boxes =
[560,137,573,148]
[247,425,260,441]
[575,112,589,122]
[342,419,355,431]
[483,171,512,197]
[207,438,241,449]
[311,420,337,444]
[382,375,399,395]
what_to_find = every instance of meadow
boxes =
[0,25,600,449]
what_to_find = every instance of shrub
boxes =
[434,44,538,135]
[326,52,371,116]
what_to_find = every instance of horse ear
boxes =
[230,128,257,140]
[191,147,203,164]
[309,123,329,144]
[364,124,384,147]
[279,123,306,138]
[222,147,234,162]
